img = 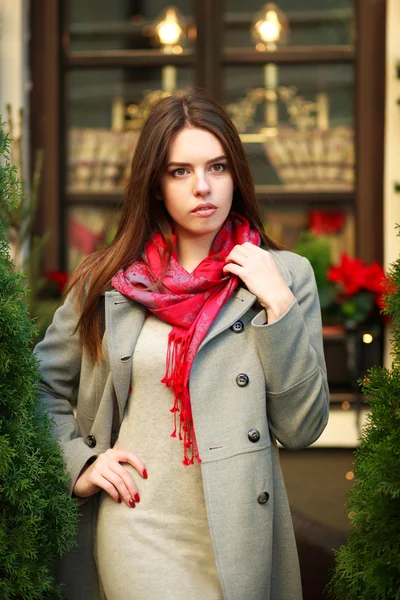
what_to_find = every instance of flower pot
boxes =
[344,321,383,391]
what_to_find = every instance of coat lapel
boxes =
[198,287,257,352]
[105,290,146,420]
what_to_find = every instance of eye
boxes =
[171,167,188,177]
[210,163,226,172]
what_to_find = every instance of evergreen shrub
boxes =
[0,123,78,598]
[328,228,400,599]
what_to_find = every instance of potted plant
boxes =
[293,226,386,387]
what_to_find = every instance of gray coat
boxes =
[35,249,329,600]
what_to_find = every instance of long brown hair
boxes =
[67,92,280,361]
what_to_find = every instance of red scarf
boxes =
[111,213,261,465]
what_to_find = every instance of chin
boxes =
[190,217,226,236]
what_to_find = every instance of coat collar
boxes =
[105,249,292,418]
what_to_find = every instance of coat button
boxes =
[236,373,249,387]
[248,429,260,443]
[258,492,270,505]
[86,435,97,448]
[231,320,244,333]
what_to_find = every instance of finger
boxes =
[109,459,142,505]
[85,463,120,503]
[110,449,148,479]
[225,247,248,265]
[241,242,260,253]
[91,453,140,506]
[94,474,123,504]
[233,244,250,257]
[222,262,244,278]
[100,465,138,507]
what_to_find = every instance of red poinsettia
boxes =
[327,254,369,295]
[327,253,386,320]
[45,270,69,294]
[309,210,347,235]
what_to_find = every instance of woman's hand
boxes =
[73,447,147,508]
[223,243,295,324]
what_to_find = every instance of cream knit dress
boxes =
[95,315,223,600]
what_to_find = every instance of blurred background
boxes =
[0,1,399,597]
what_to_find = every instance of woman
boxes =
[35,93,329,600]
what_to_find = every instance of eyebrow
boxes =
[166,155,227,168]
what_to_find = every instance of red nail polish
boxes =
[129,500,136,508]
[143,469,148,479]
[134,493,140,502]
[117,497,122,504]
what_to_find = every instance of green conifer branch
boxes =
[0,121,79,599]
[328,228,400,599]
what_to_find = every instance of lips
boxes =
[192,202,217,213]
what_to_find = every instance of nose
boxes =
[193,173,211,198]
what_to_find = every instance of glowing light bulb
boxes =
[156,8,182,46]
[251,4,288,49]
[363,333,373,344]
[257,12,281,43]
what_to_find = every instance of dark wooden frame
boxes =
[194,0,224,102]
[31,0,386,270]
[354,0,386,264]
[30,0,63,270]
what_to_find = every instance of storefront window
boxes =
[69,0,193,52]
[225,63,354,190]
[224,0,354,48]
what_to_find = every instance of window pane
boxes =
[261,205,355,259]
[69,0,193,52]
[67,68,194,191]
[224,0,354,48]
[67,207,121,272]
[225,63,354,190]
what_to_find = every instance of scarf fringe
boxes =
[161,330,202,465]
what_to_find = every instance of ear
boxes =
[155,190,163,201]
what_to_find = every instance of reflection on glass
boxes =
[67,69,194,192]
[68,0,192,52]
[251,4,290,132]
[225,0,354,48]
[261,206,355,260]
[68,129,139,192]
[225,63,354,189]
[153,7,186,93]
[251,3,289,49]
[68,207,120,272]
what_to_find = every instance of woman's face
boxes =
[159,126,234,244]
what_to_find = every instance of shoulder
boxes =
[268,248,309,268]
[262,247,315,289]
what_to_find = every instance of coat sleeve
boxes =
[251,255,329,449]
[34,293,98,495]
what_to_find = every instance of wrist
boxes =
[260,293,295,323]
[73,455,98,497]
